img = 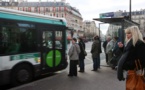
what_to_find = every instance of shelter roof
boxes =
[93,17,124,23]
[93,17,139,26]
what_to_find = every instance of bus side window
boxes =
[20,28,37,52]
[0,28,8,54]
[6,43,20,54]
[4,28,20,54]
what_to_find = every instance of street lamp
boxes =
[129,0,131,20]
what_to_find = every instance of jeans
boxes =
[79,59,85,71]
[92,54,99,70]
[98,54,100,68]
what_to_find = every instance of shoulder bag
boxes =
[126,59,145,90]
[81,43,87,56]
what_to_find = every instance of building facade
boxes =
[83,20,99,40]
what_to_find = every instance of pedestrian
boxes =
[98,37,102,68]
[110,37,122,69]
[103,36,111,64]
[90,36,100,71]
[106,37,114,65]
[117,26,145,88]
[78,37,86,72]
[68,38,80,77]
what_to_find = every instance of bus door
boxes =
[40,29,65,72]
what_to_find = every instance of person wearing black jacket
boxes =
[98,37,102,68]
[78,37,86,72]
[90,36,100,71]
[117,26,145,82]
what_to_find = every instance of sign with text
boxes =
[100,12,114,18]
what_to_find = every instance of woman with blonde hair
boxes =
[124,26,144,46]
[117,26,145,82]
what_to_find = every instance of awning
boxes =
[93,17,139,26]
[93,17,124,23]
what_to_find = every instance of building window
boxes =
[19,7,23,11]
[46,8,50,12]
[61,7,64,11]
[46,8,48,12]
[25,7,28,12]
[28,7,31,12]
[53,7,56,12]
[35,7,38,12]
[12,3,15,6]
[5,3,8,6]
[50,7,53,12]
[56,14,58,17]
[56,7,59,12]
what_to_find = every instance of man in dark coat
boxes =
[90,36,100,71]
[98,37,102,68]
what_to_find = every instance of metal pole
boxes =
[122,21,125,44]
[99,23,100,37]
[129,0,131,20]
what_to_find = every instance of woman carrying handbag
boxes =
[117,26,145,90]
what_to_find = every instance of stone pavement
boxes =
[9,60,125,90]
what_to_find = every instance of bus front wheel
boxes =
[11,64,33,86]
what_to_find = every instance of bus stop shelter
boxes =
[93,17,139,43]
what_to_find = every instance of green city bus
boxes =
[0,8,68,86]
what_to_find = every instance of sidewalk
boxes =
[9,59,125,90]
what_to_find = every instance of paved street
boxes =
[9,42,125,90]
[10,64,125,90]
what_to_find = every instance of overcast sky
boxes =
[28,0,145,34]
[65,0,145,34]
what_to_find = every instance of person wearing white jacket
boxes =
[68,38,80,77]
[106,39,114,64]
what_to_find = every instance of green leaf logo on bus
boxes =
[46,50,61,67]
